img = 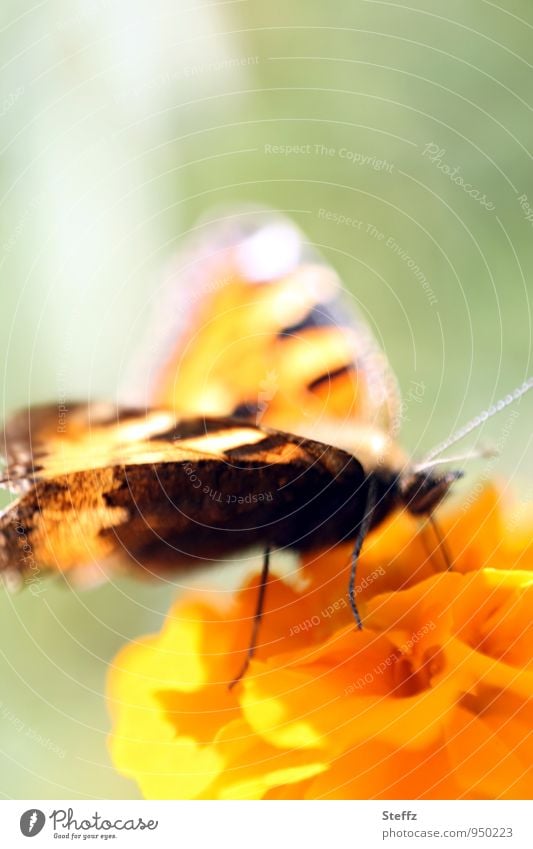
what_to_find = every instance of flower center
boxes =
[391,644,445,697]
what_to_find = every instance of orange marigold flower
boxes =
[107,485,533,799]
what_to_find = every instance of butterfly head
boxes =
[395,379,533,517]
[398,468,463,516]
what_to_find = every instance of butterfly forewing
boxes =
[127,209,401,444]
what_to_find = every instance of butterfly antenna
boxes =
[413,444,498,473]
[422,377,533,464]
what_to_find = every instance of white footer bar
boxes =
[2,800,529,848]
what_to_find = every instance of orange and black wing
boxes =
[0,405,374,582]
[126,209,401,449]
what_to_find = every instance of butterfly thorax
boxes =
[339,424,461,519]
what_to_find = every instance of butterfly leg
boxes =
[229,546,271,689]
[348,478,377,630]
[428,512,453,570]
[418,512,454,573]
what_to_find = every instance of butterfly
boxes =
[1,208,529,680]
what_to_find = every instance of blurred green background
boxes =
[0,0,531,798]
